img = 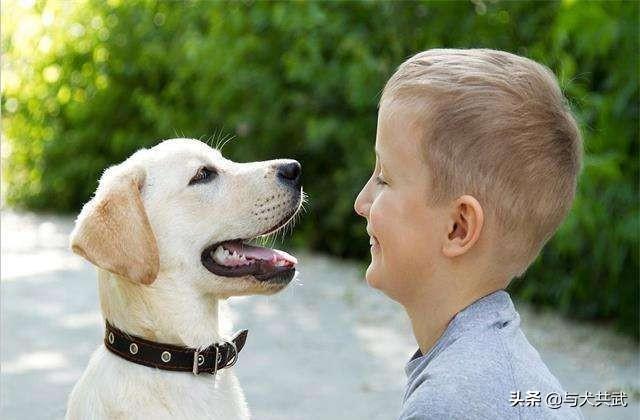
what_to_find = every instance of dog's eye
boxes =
[189,167,216,185]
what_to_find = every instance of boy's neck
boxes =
[405,298,457,356]
[405,285,502,355]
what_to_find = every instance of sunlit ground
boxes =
[1,210,638,419]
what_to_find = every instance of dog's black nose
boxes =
[277,161,301,188]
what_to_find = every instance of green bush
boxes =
[2,0,638,338]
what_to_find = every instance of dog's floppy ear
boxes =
[70,163,159,285]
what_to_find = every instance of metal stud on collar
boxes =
[129,343,138,355]
[161,351,171,363]
[108,332,115,344]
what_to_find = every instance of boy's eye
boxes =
[375,175,387,186]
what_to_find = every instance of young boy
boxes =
[354,49,584,419]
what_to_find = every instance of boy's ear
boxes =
[69,164,159,285]
[442,195,484,258]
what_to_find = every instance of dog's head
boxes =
[70,138,303,297]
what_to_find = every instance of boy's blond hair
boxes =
[381,48,583,280]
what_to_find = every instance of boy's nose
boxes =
[354,189,370,218]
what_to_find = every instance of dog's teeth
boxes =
[213,246,227,264]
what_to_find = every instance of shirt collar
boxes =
[404,289,516,377]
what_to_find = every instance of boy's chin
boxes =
[365,263,404,304]
[365,263,385,290]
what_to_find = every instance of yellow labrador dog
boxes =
[66,138,303,419]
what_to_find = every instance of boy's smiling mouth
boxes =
[367,227,380,249]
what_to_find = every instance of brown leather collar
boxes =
[104,320,248,376]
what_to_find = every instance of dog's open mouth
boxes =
[201,239,297,281]
[201,190,303,283]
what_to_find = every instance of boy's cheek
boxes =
[368,201,386,236]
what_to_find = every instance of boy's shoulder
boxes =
[429,321,566,394]
[400,301,584,419]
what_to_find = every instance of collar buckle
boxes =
[192,345,219,378]
[192,348,203,375]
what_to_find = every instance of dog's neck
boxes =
[98,269,223,348]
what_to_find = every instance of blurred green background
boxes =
[2,0,638,338]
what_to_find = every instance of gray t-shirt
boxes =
[399,290,584,419]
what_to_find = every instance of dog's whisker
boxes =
[207,133,218,148]
[211,127,228,150]
[212,128,222,149]
[218,133,237,152]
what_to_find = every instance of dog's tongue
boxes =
[224,242,298,265]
